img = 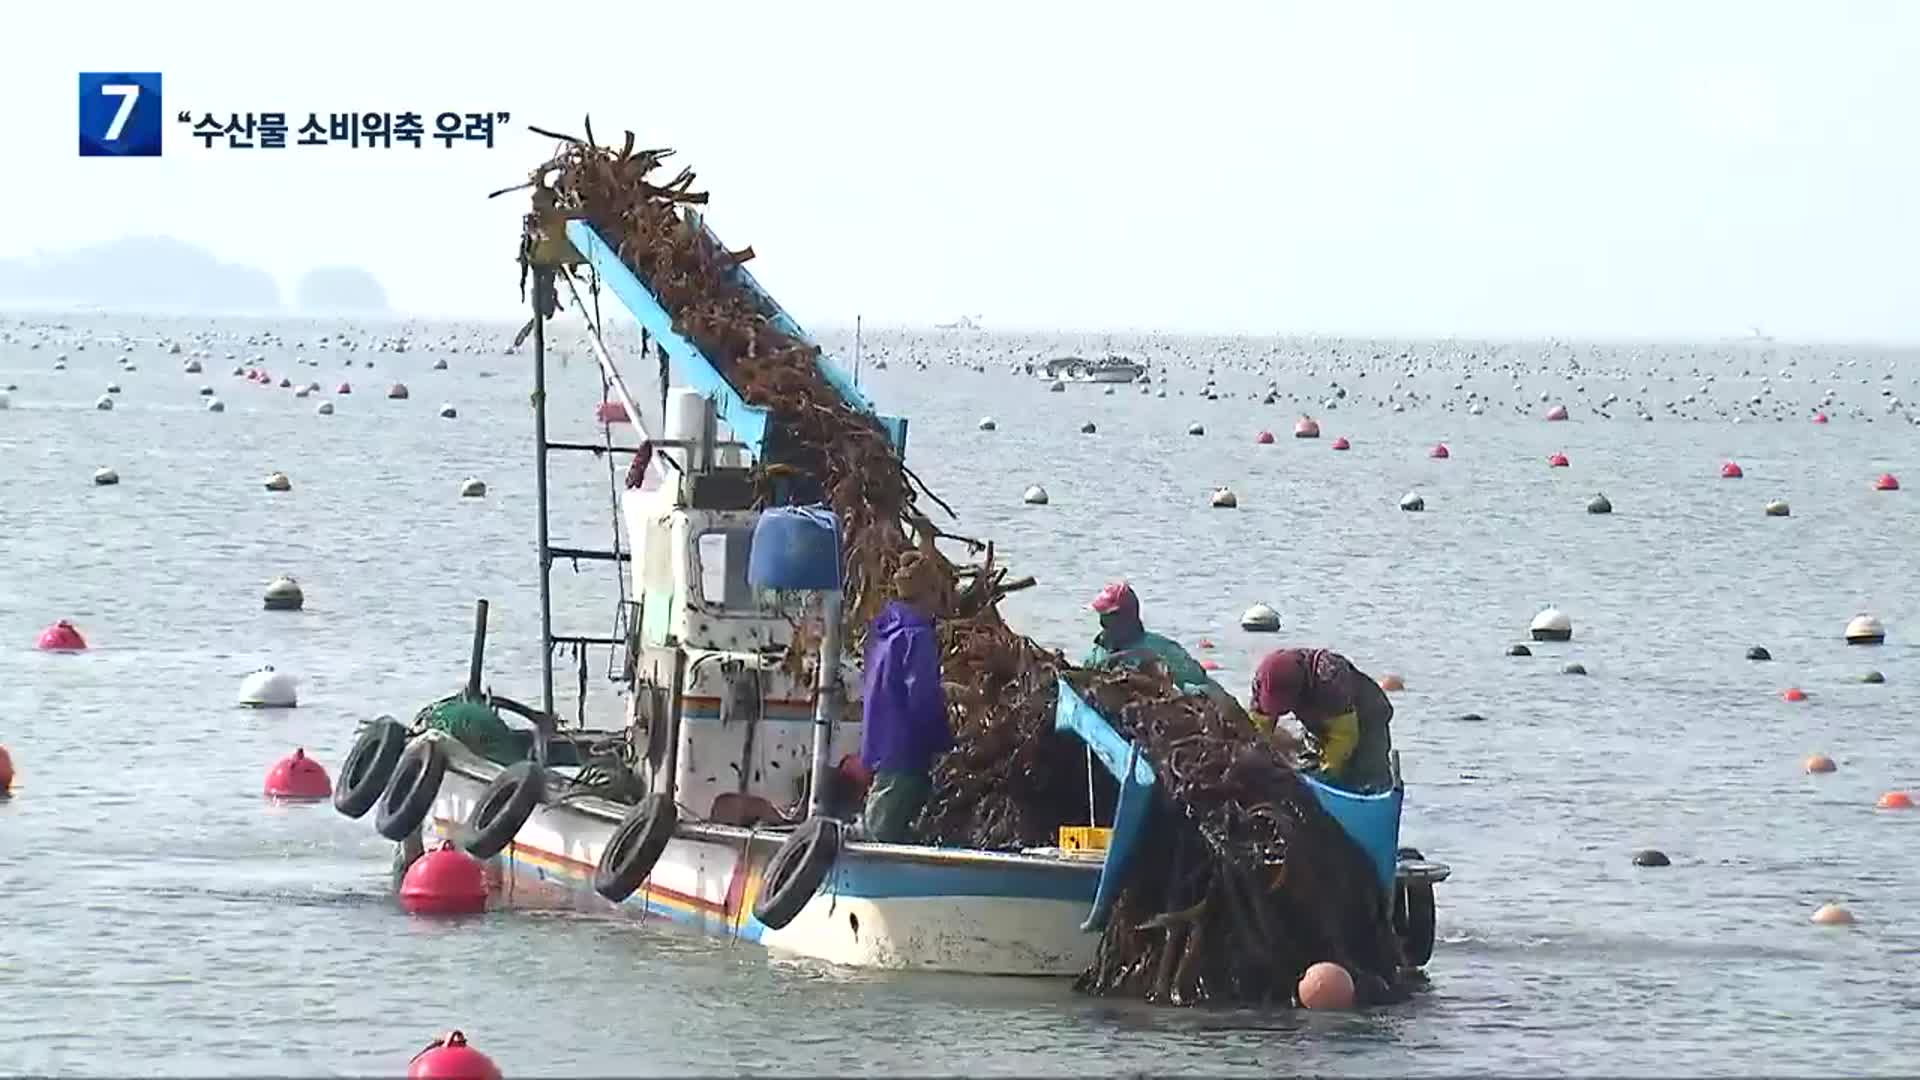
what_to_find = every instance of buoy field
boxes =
[4,310,1919,1074]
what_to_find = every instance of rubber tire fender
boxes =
[374,738,448,841]
[593,794,679,903]
[460,760,546,860]
[751,817,843,931]
[1393,845,1437,968]
[332,717,409,819]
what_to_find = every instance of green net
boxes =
[417,696,521,764]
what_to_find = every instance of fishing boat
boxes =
[1037,354,1148,384]
[330,206,1446,977]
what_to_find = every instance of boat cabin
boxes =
[621,388,862,827]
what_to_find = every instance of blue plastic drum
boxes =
[747,505,841,592]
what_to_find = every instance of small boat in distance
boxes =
[1035,354,1147,384]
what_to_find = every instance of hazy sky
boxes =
[10,1,1918,339]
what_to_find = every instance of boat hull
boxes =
[425,755,1104,976]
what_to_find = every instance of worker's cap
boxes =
[1251,648,1306,717]
[1089,581,1139,618]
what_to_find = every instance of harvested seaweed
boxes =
[508,121,1411,1005]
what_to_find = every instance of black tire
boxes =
[460,760,546,860]
[374,738,448,841]
[593,794,679,902]
[751,817,842,930]
[333,717,408,819]
[1393,845,1436,967]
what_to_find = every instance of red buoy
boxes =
[1783,687,1808,703]
[1293,417,1320,439]
[409,1031,502,1080]
[1429,443,1450,459]
[1199,658,1222,671]
[0,745,14,795]
[337,382,352,394]
[264,748,332,801]
[400,841,488,916]
[36,620,87,652]
[1548,452,1569,468]
[1255,430,1275,445]
[1813,412,1829,424]
[1331,436,1350,451]
[1546,404,1569,421]
[1721,462,1743,479]
[596,400,630,425]
[1875,473,1899,491]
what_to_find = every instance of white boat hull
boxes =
[424,752,1104,976]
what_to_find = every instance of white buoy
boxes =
[94,394,114,411]
[206,397,225,413]
[978,417,997,431]
[294,386,311,398]
[185,360,201,373]
[1210,487,1238,508]
[1048,379,1066,393]
[264,471,292,492]
[263,575,304,611]
[433,358,449,370]
[93,466,119,486]
[1845,613,1886,646]
[106,382,122,394]
[1187,422,1205,436]
[1022,484,1050,505]
[460,478,487,498]
[438,404,457,419]
[1399,491,1424,512]
[237,666,299,708]
[315,401,335,416]
[1530,605,1573,642]
[1241,603,1280,632]
[1764,498,1790,517]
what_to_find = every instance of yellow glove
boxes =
[1248,710,1275,735]
[1317,710,1359,776]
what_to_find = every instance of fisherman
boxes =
[858,553,952,843]
[1248,647,1395,793]
[1082,582,1216,692]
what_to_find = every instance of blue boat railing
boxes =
[1053,678,1408,930]
[565,216,908,465]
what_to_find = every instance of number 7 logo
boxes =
[79,72,163,157]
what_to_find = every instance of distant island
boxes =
[0,236,388,315]
[295,266,389,313]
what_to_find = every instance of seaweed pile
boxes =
[507,123,1407,1005]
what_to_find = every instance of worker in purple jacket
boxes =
[859,554,951,843]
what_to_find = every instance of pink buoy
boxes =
[1548,452,1569,468]
[1813,412,1829,424]
[1298,961,1356,1009]
[337,382,352,394]
[1293,417,1320,439]
[1331,436,1350,451]
[595,400,630,425]
[1255,430,1275,445]
[263,748,332,801]
[408,1031,502,1080]
[388,383,410,400]
[1429,443,1450,459]
[1545,403,1569,421]
[1721,461,1743,479]
[1875,473,1899,491]
[400,841,488,916]
[36,620,87,652]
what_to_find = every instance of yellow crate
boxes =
[1058,826,1112,853]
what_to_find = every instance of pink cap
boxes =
[1090,581,1139,618]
